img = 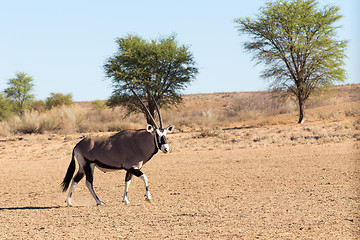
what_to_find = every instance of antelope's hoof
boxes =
[65,200,72,207]
[145,198,152,203]
[122,200,130,205]
[97,201,106,206]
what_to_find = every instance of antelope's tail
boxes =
[61,149,76,192]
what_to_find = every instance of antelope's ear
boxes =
[166,125,174,133]
[146,124,154,133]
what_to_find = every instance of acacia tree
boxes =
[4,72,35,114]
[104,34,198,124]
[234,0,348,123]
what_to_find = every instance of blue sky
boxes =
[0,0,358,101]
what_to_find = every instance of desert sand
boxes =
[0,126,359,239]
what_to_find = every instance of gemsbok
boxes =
[61,89,174,206]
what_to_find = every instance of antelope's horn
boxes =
[129,88,158,129]
[151,94,163,129]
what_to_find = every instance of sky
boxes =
[0,0,359,101]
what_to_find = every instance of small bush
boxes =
[0,94,13,121]
[193,128,220,139]
[91,100,107,111]
[31,100,47,113]
[0,121,12,136]
[15,111,41,134]
[45,93,73,110]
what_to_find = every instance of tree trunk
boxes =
[298,97,304,124]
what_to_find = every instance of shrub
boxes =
[39,106,85,133]
[45,93,73,110]
[91,100,107,111]
[0,94,13,121]
[193,128,220,139]
[31,100,47,112]
[14,111,41,134]
[0,121,12,136]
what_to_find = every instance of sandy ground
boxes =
[0,130,359,239]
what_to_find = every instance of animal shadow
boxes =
[0,206,62,211]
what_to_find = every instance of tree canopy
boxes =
[104,34,198,123]
[4,72,35,114]
[234,0,348,123]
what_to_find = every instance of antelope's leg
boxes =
[66,169,84,207]
[122,171,133,205]
[128,168,152,202]
[84,163,105,206]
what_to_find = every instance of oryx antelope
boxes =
[61,90,174,206]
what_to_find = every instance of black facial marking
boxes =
[160,135,167,145]
[156,131,167,147]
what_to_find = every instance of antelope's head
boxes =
[131,88,174,154]
[146,124,174,153]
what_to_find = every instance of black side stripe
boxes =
[86,158,124,170]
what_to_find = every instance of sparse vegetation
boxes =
[0,93,13,121]
[193,128,220,139]
[31,100,47,113]
[0,84,358,138]
[45,93,73,109]
[91,100,107,111]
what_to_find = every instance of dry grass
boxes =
[0,106,144,136]
[168,120,360,153]
[0,84,359,138]
[0,107,86,136]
